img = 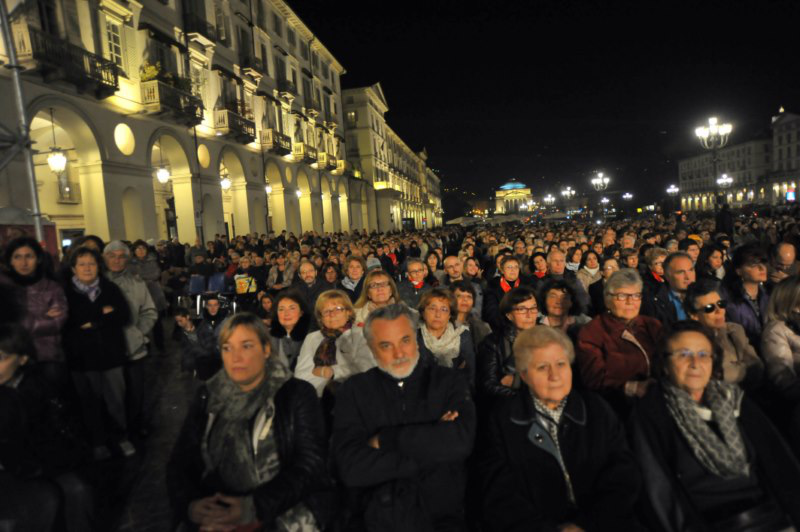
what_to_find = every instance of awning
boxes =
[212,64,242,83]
[138,22,187,53]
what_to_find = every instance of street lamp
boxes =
[265,184,272,194]
[220,177,231,190]
[695,116,732,208]
[716,173,733,188]
[600,197,610,206]
[544,194,555,205]
[591,172,610,191]
[296,189,302,198]
[666,184,680,212]
[622,192,633,201]
[561,186,575,199]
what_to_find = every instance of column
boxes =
[172,173,203,243]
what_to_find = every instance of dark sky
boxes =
[290,0,800,203]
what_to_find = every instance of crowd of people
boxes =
[2,203,800,531]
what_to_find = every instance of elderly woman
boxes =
[588,256,619,317]
[338,255,366,302]
[166,313,334,531]
[630,321,800,531]
[577,269,662,415]
[3,237,68,387]
[478,286,539,401]
[685,279,763,390]
[537,278,591,340]
[295,290,374,398]
[417,288,476,388]
[642,246,668,296]
[269,290,312,372]
[479,326,643,531]
[353,269,405,324]
[575,250,601,292]
[61,246,133,459]
[452,279,492,350]
[761,275,800,407]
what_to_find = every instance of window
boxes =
[300,41,309,60]
[105,20,123,68]
[302,77,312,101]
[311,51,318,69]
[260,44,270,76]
[272,12,282,37]
[287,27,295,47]
[291,68,297,87]
[321,62,329,80]
[274,56,285,81]
[347,111,357,125]
[256,0,266,31]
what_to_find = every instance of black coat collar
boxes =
[509,389,586,427]
[270,312,311,342]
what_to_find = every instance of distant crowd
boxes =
[2,202,800,531]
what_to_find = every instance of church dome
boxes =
[499,179,526,190]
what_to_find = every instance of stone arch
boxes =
[147,129,195,241]
[25,101,110,240]
[122,187,145,239]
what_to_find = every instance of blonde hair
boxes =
[218,312,271,350]
[354,269,400,309]
[767,276,800,322]
[513,326,575,371]
[315,289,355,323]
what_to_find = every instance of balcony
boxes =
[306,145,318,163]
[141,80,203,126]
[261,129,291,155]
[184,13,216,46]
[324,112,338,128]
[317,152,337,171]
[214,106,255,144]
[277,79,298,98]
[305,98,321,115]
[292,142,317,163]
[239,56,264,79]
[16,26,118,99]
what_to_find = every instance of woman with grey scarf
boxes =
[167,313,334,531]
[630,321,800,531]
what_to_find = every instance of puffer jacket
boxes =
[166,372,336,529]
[294,328,376,398]
[761,319,800,402]
[107,270,157,360]
[10,273,68,362]
[129,253,168,312]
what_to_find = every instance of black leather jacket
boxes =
[477,328,520,401]
[166,378,335,529]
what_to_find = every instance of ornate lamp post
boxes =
[591,172,610,191]
[543,194,555,206]
[622,192,633,201]
[666,184,679,212]
[716,173,733,206]
[695,116,732,208]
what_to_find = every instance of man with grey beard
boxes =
[332,304,476,531]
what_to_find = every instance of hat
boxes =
[687,234,703,245]
[103,240,131,257]
[366,257,382,271]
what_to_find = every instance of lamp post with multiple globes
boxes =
[695,116,732,208]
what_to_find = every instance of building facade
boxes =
[341,83,442,232]
[494,179,533,213]
[0,0,441,244]
[679,110,799,211]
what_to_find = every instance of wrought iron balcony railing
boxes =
[261,128,291,155]
[184,13,216,44]
[141,80,203,126]
[214,107,256,144]
[277,79,298,96]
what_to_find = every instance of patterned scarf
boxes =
[341,276,359,291]
[662,380,749,479]
[420,322,467,366]
[500,277,520,293]
[313,319,354,367]
[72,276,101,302]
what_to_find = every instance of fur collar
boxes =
[270,311,311,342]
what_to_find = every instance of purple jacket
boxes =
[20,277,69,362]
[722,282,769,350]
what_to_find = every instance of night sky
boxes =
[290,0,799,203]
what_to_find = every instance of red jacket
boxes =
[576,312,662,393]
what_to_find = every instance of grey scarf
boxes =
[203,355,291,492]
[663,380,749,479]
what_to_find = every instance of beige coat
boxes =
[761,319,800,396]
[715,321,763,385]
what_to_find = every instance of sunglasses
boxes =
[697,300,727,314]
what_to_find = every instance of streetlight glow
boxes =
[561,186,575,198]
[265,185,272,194]
[544,194,555,205]
[716,173,733,188]
[296,189,302,198]
[666,184,679,196]
[622,192,633,200]
[156,167,171,184]
[591,172,610,191]
[220,177,232,190]
[47,150,67,176]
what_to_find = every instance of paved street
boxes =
[112,321,197,532]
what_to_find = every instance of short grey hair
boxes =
[103,240,131,257]
[513,326,575,371]
[604,268,643,300]
[363,303,419,346]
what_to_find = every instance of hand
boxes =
[46,307,63,318]
[440,410,459,422]
[80,322,92,330]
[769,270,789,284]
[367,434,380,449]
[500,374,514,387]
[635,379,653,398]
[558,524,585,532]
[188,494,229,525]
[102,306,114,314]
[202,495,244,529]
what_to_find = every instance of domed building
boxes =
[495,179,533,213]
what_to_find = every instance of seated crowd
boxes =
[1,206,800,531]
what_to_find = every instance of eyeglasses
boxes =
[426,306,450,315]
[407,269,425,274]
[609,292,643,302]
[696,300,727,314]
[671,348,713,362]
[321,306,346,317]
[368,281,390,289]
[512,306,538,314]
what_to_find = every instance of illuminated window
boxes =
[105,20,123,67]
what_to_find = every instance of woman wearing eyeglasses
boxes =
[630,321,800,531]
[577,269,663,415]
[416,288,476,390]
[685,280,763,391]
[295,290,374,399]
[478,287,539,404]
[353,269,407,325]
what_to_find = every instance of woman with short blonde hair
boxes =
[353,269,403,324]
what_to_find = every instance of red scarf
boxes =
[500,277,520,293]
[533,271,547,279]
[651,271,664,283]
[411,279,425,289]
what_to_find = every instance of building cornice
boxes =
[270,0,345,74]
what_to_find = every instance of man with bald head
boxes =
[768,242,797,292]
